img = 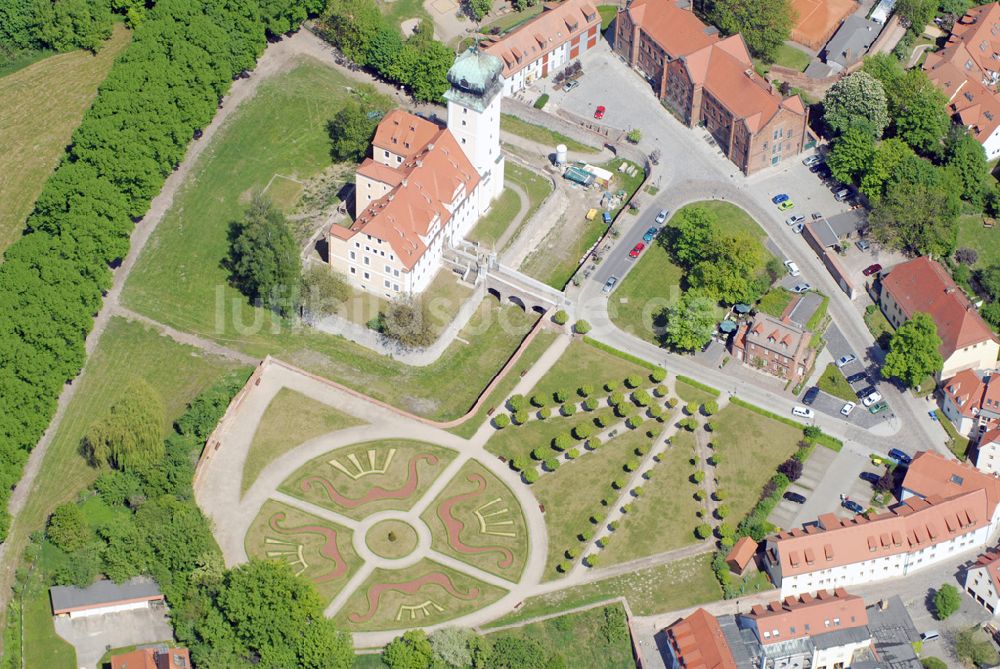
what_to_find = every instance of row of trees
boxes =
[1,0,119,58]
[319,0,454,102]
[0,0,324,540]
[39,374,356,667]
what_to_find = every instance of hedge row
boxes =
[675,375,722,398]
[0,0,316,540]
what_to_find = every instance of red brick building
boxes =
[614,0,811,174]
[731,314,816,383]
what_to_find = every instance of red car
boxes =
[862,263,882,277]
[594,105,606,119]
[628,242,645,259]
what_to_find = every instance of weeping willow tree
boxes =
[82,379,165,471]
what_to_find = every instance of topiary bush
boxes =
[708,454,720,466]
[554,388,569,403]
[588,436,603,449]
[704,421,715,432]
[579,530,592,541]
[704,400,719,415]
[695,524,712,539]
[531,447,547,460]
[634,444,648,456]
[594,415,607,428]
[609,391,624,406]
[567,448,580,459]
[612,478,625,489]
[624,459,640,472]
[694,489,705,501]
[573,319,591,334]
[583,397,599,411]
[538,407,551,419]
[578,384,593,397]
[685,401,698,415]
[632,486,644,497]
[553,310,569,325]
[604,380,618,392]
[557,561,569,573]
[596,537,608,548]
[573,424,592,440]
[625,374,642,388]
[648,405,663,419]
[713,490,726,501]
[565,547,579,559]
[523,470,539,484]
[552,434,572,451]
[632,390,651,407]
[584,554,599,568]
[651,367,667,383]
[544,458,561,471]
[508,394,527,412]
[608,520,619,531]
[511,457,529,472]
[666,397,678,408]
[561,403,577,416]
[653,384,668,397]
[531,393,547,407]
[692,470,705,484]
[716,505,730,519]
[512,410,528,425]
[493,413,510,429]
[621,503,633,513]
[626,416,643,429]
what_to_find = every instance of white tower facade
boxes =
[444,49,506,210]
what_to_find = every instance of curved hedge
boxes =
[0,0,316,540]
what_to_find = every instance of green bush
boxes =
[583,398,599,411]
[612,478,625,489]
[512,410,528,425]
[608,520,619,531]
[704,400,719,415]
[588,436,603,449]
[713,490,726,501]
[530,393,547,407]
[523,469,539,484]
[544,458,561,471]
[625,374,642,388]
[574,319,592,334]
[708,454,720,466]
[552,434,572,451]
[561,403,577,416]
[511,457,529,472]
[651,367,667,383]
[604,381,618,392]
[493,413,511,429]
[624,459,640,472]
[717,523,735,539]
[596,537,608,548]
[578,384,593,397]
[579,530,592,541]
[648,405,663,419]
[621,503,633,513]
[934,584,961,620]
[554,388,569,403]
[609,391,624,406]
[692,470,705,484]
[594,415,607,428]
[565,547,578,559]
[695,524,712,539]
[686,401,698,415]
[653,384,668,397]
[632,486,644,497]
[667,397,678,408]
[626,416,643,429]
[632,390,651,406]
[534,93,549,109]
[508,394,527,412]
[584,554,599,568]
[557,561,569,573]
[921,658,947,669]
[531,447,547,460]
[567,448,581,459]
[705,421,715,432]
[716,505,729,519]
[573,424,593,440]
[694,489,705,501]
[634,445,648,456]
[553,310,569,325]
[538,407,551,419]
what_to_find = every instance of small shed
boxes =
[563,165,595,186]
[50,577,163,619]
[725,536,759,576]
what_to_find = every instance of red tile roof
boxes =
[971,546,1000,600]
[664,608,738,669]
[745,589,868,645]
[372,110,441,161]
[726,536,758,571]
[881,257,996,357]
[903,450,1000,519]
[111,647,190,669]
[624,0,719,58]
[357,158,405,188]
[484,0,600,76]
[768,490,989,577]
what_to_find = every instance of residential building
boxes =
[879,256,998,380]
[730,314,816,384]
[940,369,1000,440]
[977,428,1000,474]
[821,15,884,72]
[614,0,810,174]
[326,48,505,297]
[924,3,1000,159]
[483,0,601,96]
[725,536,758,575]
[763,491,991,597]
[661,592,922,669]
[111,646,191,669]
[50,577,164,619]
[966,546,1000,614]
[901,450,1000,533]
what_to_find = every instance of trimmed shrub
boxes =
[561,403,577,416]
[557,561,569,573]
[523,470,539,484]
[653,384,668,397]
[681,418,697,431]
[573,319,591,334]
[554,388,569,403]
[703,400,719,415]
[609,391,624,406]
[594,415,607,428]
[508,394,527,412]
[704,421,715,432]
[584,554,599,568]
[624,459,640,472]
[608,520,619,531]
[695,524,712,539]
[621,503,633,514]
[632,486,644,497]
[590,512,603,524]
[716,505,730,519]
[552,434,572,451]
[579,530,592,541]
[588,436,603,449]
[567,448,581,459]
[583,397,599,411]
[634,445,648,456]
[538,407,551,419]
[573,424,593,440]
[626,416,643,429]
[713,490,726,501]
[511,457,529,472]
[512,410,528,425]
[717,523,735,539]
[708,454,720,466]
[612,478,625,489]
[651,367,667,383]
[534,93,549,109]
[565,547,579,559]
[578,384,593,397]
[596,537,608,548]
[531,447,547,460]
[648,405,663,419]
[632,390,651,407]
[666,397,678,408]
[692,470,705,484]
[604,381,618,392]
[685,401,698,415]
[544,458,561,471]
[552,310,569,325]
[694,489,705,501]
[493,414,510,429]
[530,393,547,407]
[625,374,642,388]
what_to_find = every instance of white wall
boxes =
[66,600,152,619]
[966,565,1000,614]
[978,442,1000,476]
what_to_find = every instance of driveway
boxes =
[53,606,175,669]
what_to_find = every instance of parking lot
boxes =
[54,605,175,669]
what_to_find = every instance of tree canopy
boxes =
[881,312,944,388]
[228,195,302,317]
[661,292,717,351]
[708,0,793,61]
[82,379,165,472]
[869,177,958,257]
[933,583,961,620]
[822,72,889,137]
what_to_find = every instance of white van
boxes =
[834,188,851,202]
[792,406,815,419]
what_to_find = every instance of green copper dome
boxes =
[447,47,503,95]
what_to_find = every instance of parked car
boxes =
[792,282,811,293]
[802,155,822,167]
[784,260,801,277]
[655,209,668,224]
[778,200,795,211]
[841,402,856,416]
[929,410,939,422]
[810,163,830,175]
[888,448,912,465]
[920,631,941,642]
[594,105,606,119]
[857,385,876,399]
[784,491,807,504]
[602,211,613,225]
[836,354,857,368]
[562,80,580,92]
[842,499,864,514]
[834,187,851,201]
[869,400,889,415]
[792,406,815,419]
[603,276,618,294]
[856,239,871,251]
[811,212,823,220]
[862,391,883,407]
[772,193,789,204]
[846,372,870,384]
[785,214,805,226]
[792,222,805,234]
[628,242,645,259]
[803,386,820,405]
[643,227,658,242]
[862,263,883,277]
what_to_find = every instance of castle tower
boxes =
[444,48,505,206]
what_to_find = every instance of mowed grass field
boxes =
[11,317,243,666]
[958,214,1000,269]
[0,25,131,255]
[121,58,542,421]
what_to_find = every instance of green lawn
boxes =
[529,339,655,401]
[4,317,242,636]
[19,543,77,669]
[0,25,131,255]
[772,44,812,72]
[817,363,856,402]
[598,424,701,565]
[376,0,432,31]
[501,114,599,154]
[485,405,617,463]
[121,60,543,421]
[597,4,618,31]
[864,304,894,347]
[353,653,386,668]
[957,214,1000,269]
[499,162,553,252]
[675,379,717,405]
[534,429,652,578]
[712,404,803,521]
[241,387,364,493]
[757,287,793,318]
[467,188,522,247]
[520,215,608,289]
[485,604,635,669]
[482,4,545,33]
[486,552,720,623]
[609,201,767,344]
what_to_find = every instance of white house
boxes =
[50,577,164,619]
[326,48,505,297]
[977,429,1000,475]
[966,547,1000,614]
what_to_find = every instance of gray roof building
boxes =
[50,576,163,616]
[823,15,885,70]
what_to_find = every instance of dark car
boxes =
[857,385,876,399]
[863,263,883,277]
[859,471,881,484]
[784,491,807,504]
[846,372,870,385]
[889,448,912,465]
[802,386,820,405]
[842,499,864,514]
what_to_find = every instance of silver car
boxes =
[603,276,618,293]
